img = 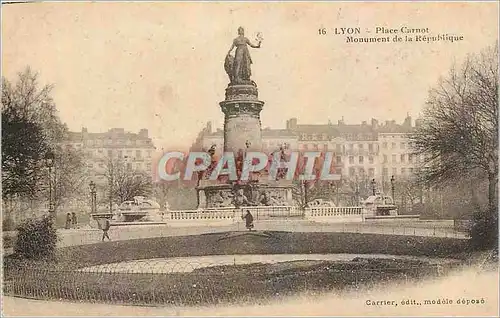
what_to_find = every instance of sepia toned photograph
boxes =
[1,1,499,316]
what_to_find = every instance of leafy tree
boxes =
[2,67,85,225]
[1,67,65,200]
[411,44,498,249]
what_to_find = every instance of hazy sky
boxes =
[2,2,498,150]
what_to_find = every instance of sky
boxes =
[2,2,498,150]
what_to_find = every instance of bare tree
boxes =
[102,157,152,204]
[411,44,498,247]
[411,44,497,210]
[52,145,87,212]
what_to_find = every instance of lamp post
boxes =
[371,178,376,196]
[354,175,359,205]
[390,175,395,203]
[89,181,97,214]
[44,150,55,218]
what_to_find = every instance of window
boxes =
[336,144,341,152]
[392,154,396,163]
[323,143,328,150]
[401,168,406,175]
[400,142,406,149]
[87,163,94,169]
[99,163,104,168]
[383,155,388,163]
[349,156,354,164]
[409,154,414,163]
[336,168,342,175]
[358,144,363,149]
[349,144,354,150]
[118,150,123,158]
[359,156,364,164]
[359,168,365,175]
[392,168,397,175]
[336,156,342,164]
[368,168,375,177]
[369,156,374,164]
[391,142,396,149]
[382,142,388,149]
[409,168,414,174]
[400,154,405,163]
[383,168,388,175]
[349,167,355,176]
[147,150,152,158]
[127,163,132,170]
[368,143,373,151]
[136,150,141,158]
[107,150,112,157]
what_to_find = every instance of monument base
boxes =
[196,179,295,209]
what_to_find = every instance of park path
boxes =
[2,219,467,255]
[54,219,467,248]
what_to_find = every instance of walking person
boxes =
[71,212,78,229]
[242,210,254,231]
[65,213,72,229]
[98,217,111,241]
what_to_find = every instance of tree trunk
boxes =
[488,173,498,214]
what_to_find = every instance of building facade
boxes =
[66,128,156,184]
[190,115,420,184]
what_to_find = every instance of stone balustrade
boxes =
[305,206,364,217]
[164,206,365,223]
[304,206,365,223]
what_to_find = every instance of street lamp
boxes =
[44,150,55,218]
[89,181,97,214]
[354,175,359,205]
[371,178,376,196]
[390,175,396,204]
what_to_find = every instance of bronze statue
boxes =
[225,27,262,85]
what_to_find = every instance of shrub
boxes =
[469,208,499,250]
[14,216,58,260]
[3,217,15,231]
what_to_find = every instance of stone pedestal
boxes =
[196,82,295,209]
[220,84,264,153]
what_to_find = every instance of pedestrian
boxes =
[71,212,78,228]
[242,210,254,231]
[99,218,111,241]
[65,213,72,229]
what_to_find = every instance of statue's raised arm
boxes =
[224,27,262,85]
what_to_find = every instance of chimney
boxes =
[287,118,298,130]
[403,114,412,128]
[138,129,148,138]
[371,118,378,129]
[206,121,212,133]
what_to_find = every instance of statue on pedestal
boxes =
[225,27,263,85]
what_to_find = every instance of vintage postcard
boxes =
[1,1,499,317]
